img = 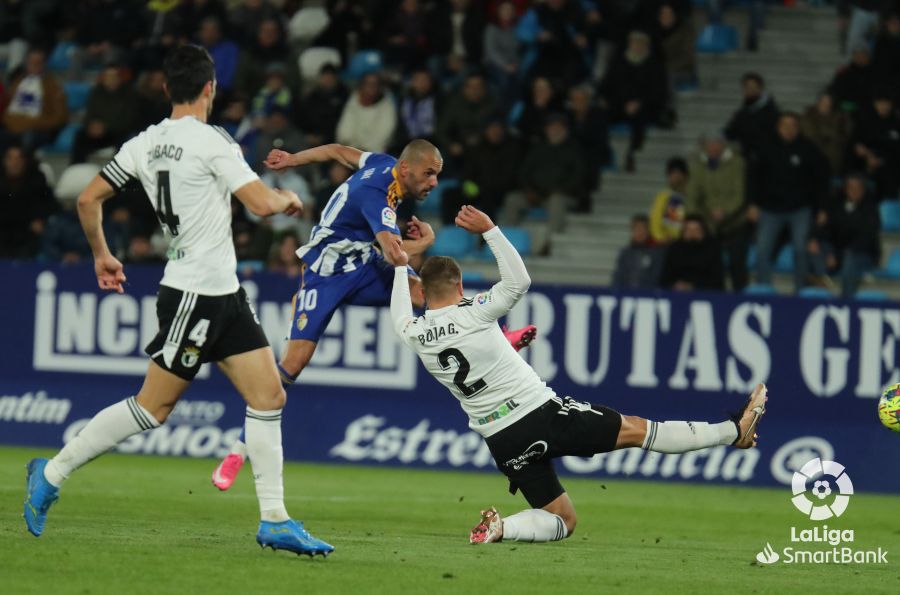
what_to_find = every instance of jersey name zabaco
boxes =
[99,117,259,296]
[392,228,554,437]
[297,152,402,276]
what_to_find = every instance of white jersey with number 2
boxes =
[391,227,554,437]
[99,116,259,296]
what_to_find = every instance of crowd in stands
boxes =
[1,0,702,269]
[614,1,900,299]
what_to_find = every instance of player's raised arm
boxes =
[455,205,531,320]
[389,248,416,338]
[265,144,364,171]
[77,175,127,293]
[233,181,303,217]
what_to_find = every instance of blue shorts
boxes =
[290,258,414,342]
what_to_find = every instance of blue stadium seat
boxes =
[63,81,92,112]
[696,24,738,54]
[41,122,81,155]
[773,245,794,273]
[798,287,834,299]
[875,248,900,279]
[344,50,383,80]
[461,270,484,283]
[47,42,76,73]
[746,244,757,269]
[743,283,776,295]
[854,289,890,301]
[880,200,900,232]
[429,226,475,259]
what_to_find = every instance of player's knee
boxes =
[252,385,286,411]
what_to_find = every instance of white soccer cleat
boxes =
[469,507,503,544]
[733,383,768,449]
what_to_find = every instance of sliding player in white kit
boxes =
[23,45,333,556]
[390,205,768,544]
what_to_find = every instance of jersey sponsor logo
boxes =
[0,390,71,425]
[181,346,200,368]
[381,207,397,228]
[504,440,548,471]
[476,399,520,426]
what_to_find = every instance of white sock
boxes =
[642,420,738,453]
[501,509,568,542]
[44,397,159,487]
[244,406,289,522]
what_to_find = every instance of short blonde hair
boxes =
[420,256,462,301]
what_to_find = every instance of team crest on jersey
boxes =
[297,313,308,331]
[181,346,200,368]
[382,207,397,228]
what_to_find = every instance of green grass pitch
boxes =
[1,446,898,595]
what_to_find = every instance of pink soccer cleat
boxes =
[469,507,503,544]
[503,325,537,352]
[212,454,244,491]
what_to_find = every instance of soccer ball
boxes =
[878,383,900,433]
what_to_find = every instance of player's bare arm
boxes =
[265,143,363,171]
[76,175,126,294]
[233,180,303,217]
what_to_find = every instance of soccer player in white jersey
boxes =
[23,45,333,556]
[390,205,768,544]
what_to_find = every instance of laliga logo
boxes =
[790,458,853,520]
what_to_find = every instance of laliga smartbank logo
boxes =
[755,458,888,565]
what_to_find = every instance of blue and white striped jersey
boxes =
[297,152,402,276]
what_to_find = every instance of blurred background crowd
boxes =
[0,0,899,299]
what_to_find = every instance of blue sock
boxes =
[277,364,298,386]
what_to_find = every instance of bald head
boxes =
[399,139,441,165]
[397,139,443,201]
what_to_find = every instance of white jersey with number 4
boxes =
[391,227,554,437]
[99,116,259,296]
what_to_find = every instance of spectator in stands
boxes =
[446,117,522,223]
[808,172,881,297]
[800,91,852,176]
[250,63,292,124]
[436,72,497,171]
[197,16,239,92]
[612,214,664,289]
[252,106,306,170]
[71,64,139,164]
[649,158,688,244]
[219,94,256,155]
[0,145,57,258]
[483,1,520,105]
[656,2,697,89]
[298,64,348,145]
[41,195,92,263]
[336,72,397,154]
[381,0,429,71]
[527,0,591,85]
[504,113,584,241]
[234,17,289,101]
[123,234,164,265]
[724,72,778,167]
[844,0,883,61]
[315,0,377,62]
[315,161,353,219]
[1,48,67,151]
[873,12,900,102]
[513,76,564,146]
[268,231,303,277]
[567,84,609,209]
[849,91,900,198]
[830,44,876,113]
[397,68,438,145]
[687,134,750,290]
[597,30,667,172]
[660,214,725,291]
[229,0,281,46]
[752,112,830,292]
[427,0,486,72]
[136,67,169,129]
[74,0,146,69]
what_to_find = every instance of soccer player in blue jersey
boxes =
[212,139,537,489]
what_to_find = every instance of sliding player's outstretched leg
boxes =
[217,347,333,557]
